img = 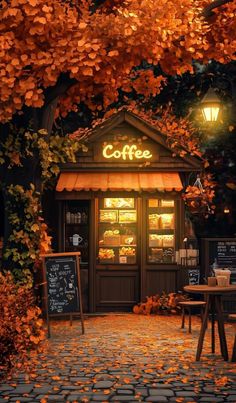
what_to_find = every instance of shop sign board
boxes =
[102,143,153,161]
[41,252,84,337]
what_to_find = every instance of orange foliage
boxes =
[133,292,190,315]
[0,272,45,378]
[0,0,235,122]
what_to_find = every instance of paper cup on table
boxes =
[219,269,231,286]
[208,276,217,286]
[216,276,227,287]
[213,269,222,277]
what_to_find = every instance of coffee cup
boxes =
[71,234,83,246]
[208,276,217,286]
[216,275,227,287]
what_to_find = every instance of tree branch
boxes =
[43,73,77,107]
[202,0,233,18]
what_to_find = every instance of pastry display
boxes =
[119,210,137,223]
[104,198,134,208]
[149,214,160,229]
[148,199,158,208]
[119,247,136,256]
[124,237,134,245]
[149,234,163,247]
[99,248,115,260]
[162,235,174,247]
[99,210,118,223]
[160,214,174,229]
[103,229,120,245]
[160,200,174,207]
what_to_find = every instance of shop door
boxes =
[64,200,90,312]
[95,197,140,312]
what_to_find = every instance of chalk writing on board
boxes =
[209,240,236,270]
[188,269,200,285]
[45,257,79,314]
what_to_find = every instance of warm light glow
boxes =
[103,144,152,160]
[224,206,230,214]
[202,106,220,122]
[200,88,221,123]
[104,198,134,208]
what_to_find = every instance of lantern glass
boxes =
[200,88,221,123]
[201,105,220,122]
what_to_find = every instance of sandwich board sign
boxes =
[41,252,84,337]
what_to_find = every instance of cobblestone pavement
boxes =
[1,314,236,403]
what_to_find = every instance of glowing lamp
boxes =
[200,87,221,122]
[223,206,230,214]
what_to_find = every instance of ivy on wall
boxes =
[0,126,81,282]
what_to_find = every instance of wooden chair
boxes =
[179,300,206,333]
[228,314,236,362]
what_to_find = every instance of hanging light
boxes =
[223,206,230,214]
[200,87,221,122]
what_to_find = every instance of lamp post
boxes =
[200,87,221,123]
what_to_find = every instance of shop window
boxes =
[64,201,89,264]
[98,198,137,264]
[147,199,175,264]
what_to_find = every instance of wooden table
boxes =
[184,284,236,361]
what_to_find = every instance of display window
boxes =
[64,201,89,264]
[147,198,175,264]
[98,197,137,264]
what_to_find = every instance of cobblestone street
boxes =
[1,314,236,403]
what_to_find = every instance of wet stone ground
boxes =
[0,314,236,403]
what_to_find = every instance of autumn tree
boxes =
[0,0,235,277]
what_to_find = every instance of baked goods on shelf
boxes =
[104,198,134,208]
[160,200,174,207]
[149,214,160,229]
[99,210,118,223]
[162,235,174,247]
[149,234,163,247]
[160,214,174,229]
[99,248,115,260]
[119,246,136,256]
[119,210,137,223]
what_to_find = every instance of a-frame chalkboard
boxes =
[41,252,84,337]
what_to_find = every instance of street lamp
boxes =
[200,87,221,122]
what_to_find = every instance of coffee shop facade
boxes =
[55,110,202,312]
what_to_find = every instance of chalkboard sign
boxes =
[45,256,79,314]
[188,269,200,285]
[201,238,236,275]
[42,252,84,337]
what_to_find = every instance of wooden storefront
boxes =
[55,110,202,312]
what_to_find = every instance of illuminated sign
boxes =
[102,144,152,161]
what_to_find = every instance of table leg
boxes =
[210,296,215,354]
[196,295,210,361]
[215,296,228,361]
[232,335,236,362]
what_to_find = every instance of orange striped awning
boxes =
[56,172,183,192]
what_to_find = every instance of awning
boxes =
[56,172,183,192]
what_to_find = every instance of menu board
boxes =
[201,238,236,276]
[188,269,200,285]
[42,252,84,336]
[45,256,79,314]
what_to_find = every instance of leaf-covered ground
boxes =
[1,313,236,402]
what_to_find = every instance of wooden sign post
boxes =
[41,252,84,337]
